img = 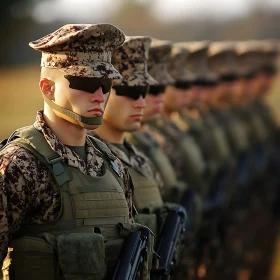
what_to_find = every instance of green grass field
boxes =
[0,64,280,140]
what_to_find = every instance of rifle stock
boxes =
[154,206,187,279]
[112,227,150,280]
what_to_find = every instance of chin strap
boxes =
[43,95,103,126]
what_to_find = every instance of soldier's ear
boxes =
[40,78,55,100]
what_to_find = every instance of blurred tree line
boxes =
[1,0,280,67]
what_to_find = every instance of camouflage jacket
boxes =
[93,135,164,194]
[0,110,134,265]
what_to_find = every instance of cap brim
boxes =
[175,70,196,83]
[59,62,122,79]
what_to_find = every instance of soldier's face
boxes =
[53,73,110,119]
[164,85,187,112]
[246,76,262,97]
[257,73,276,95]
[103,88,146,132]
[142,92,165,122]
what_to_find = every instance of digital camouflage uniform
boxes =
[0,24,155,280]
[91,36,168,237]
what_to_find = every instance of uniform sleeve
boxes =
[0,144,54,266]
[0,146,35,265]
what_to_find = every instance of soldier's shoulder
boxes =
[0,143,40,171]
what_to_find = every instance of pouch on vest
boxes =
[56,233,106,280]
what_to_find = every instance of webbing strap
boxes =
[10,125,70,186]
[43,94,103,126]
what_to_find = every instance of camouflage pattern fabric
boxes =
[112,36,158,86]
[0,110,134,266]
[208,42,239,78]
[29,24,125,78]
[147,39,174,85]
[168,45,196,82]
[178,41,218,83]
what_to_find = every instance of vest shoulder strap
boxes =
[2,125,70,186]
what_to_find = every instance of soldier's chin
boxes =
[127,122,141,132]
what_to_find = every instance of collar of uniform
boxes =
[93,134,155,180]
[34,109,104,176]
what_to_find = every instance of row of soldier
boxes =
[0,23,279,280]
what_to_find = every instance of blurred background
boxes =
[0,0,280,278]
[1,0,280,140]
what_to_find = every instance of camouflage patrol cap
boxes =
[112,36,158,86]
[29,23,125,79]
[235,40,262,77]
[258,40,279,74]
[208,41,239,79]
[147,39,175,85]
[168,44,196,83]
[180,41,218,83]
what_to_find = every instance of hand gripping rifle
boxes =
[112,227,151,280]
[154,206,187,279]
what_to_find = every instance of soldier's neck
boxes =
[43,108,87,146]
[94,121,124,144]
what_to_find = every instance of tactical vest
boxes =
[227,119,250,153]
[249,114,269,143]
[130,132,187,203]
[129,132,203,239]
[206,126,231,162]
[128,167,163,213]
[1,126,135,280]
[152,122,208,197]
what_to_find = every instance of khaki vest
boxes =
[2,126,134,280]
[153,124,208,196]
[130,132,189,203]
[128,167,163,213]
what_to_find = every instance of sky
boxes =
[31,0,280,24]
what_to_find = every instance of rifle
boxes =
[112,227,150,280]
[154,206,187,279]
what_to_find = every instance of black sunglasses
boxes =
[193,79,218,87]
[64,75,113,94]
[174,81,192,90]
[148,85,166,96]
[243,72,258,80]
[221,74,239,82]
[113,86,149,100]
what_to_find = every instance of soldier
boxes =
[148,44,208,197]
[126,38,203,280]
[92,36,164,221]
[91,36,187,278]
[207,42,251,200]
[0,24,154,280]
